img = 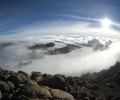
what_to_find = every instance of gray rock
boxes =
[43,74,48,78]
[18,72,30,82]
[31,71,42,79]
[79,87,92,98]
[8,74,22,86]
[50,89,75,100]
[51,74,66,89]
[20,85,52,99]
[6,81,15,89]
[38,78,49,86]
[18,70,29,78]
[82,97,90,100]
[34,76,43,82]
[0,81,9,93]
[0,90,2,99]
[16,95,31,100]
[68,78,75,86]
[0,75,7,81]
[1,93,13,100]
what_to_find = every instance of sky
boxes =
[1,0,120,38]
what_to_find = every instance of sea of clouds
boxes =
[0,35,120,76]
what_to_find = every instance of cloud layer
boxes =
[0,35,120,76]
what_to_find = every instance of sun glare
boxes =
[101,18,112,29]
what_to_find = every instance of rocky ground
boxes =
[0,62,120,100]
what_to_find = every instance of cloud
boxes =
[0,36,120,76]
[1,20,120,39]
[59,14,100,21]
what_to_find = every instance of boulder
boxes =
[18,70,29,80]
[50,89,75,100]
[31,71,42,79]
[0,81,9,93]
[20,85,52,99]
[68,78,75,86]
[34,76,43,82]
[43,73,48,78]
[16,95,31,100]
[67,85,73,92]
[18,72,30,82]
[21,80,37,86]
[0,75,7,81]
[0,90,2,99]
[6,81,14,89]
[69,91,79,99]
[79,87,92,98]
[51,74,66,89]
[82,97,90,100]
[114,70,120,85]
[38,78,49,86]
[1,93,12,100]
[8,74,22,86]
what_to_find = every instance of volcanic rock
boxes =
[0,90,2,99]
[8,74,22,86]
[0,81,9,93]
[50,89,75,100]
[51,74,66,90]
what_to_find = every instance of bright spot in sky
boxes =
[101,18,112,29]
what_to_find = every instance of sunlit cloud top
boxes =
[0,0,120,38]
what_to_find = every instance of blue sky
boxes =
[1,0,120,38]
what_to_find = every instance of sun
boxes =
[101,18,112,29]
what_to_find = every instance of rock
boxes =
[21,80,37,86]
[0,81,9,93]
[67,85,74,92]
[31,71,42,79]
[68,77,75,85]
[18,70,29,81]
[10,88,20,98]
[16,95,31,100]
[3,70,16,76]
[0,67,4,74]
[114,70,120,85]
[1,93,12,100]
[113,94,120,100]
[50,89,75,100]
[51,74,66,89]
[107,94,114,98]
[34,76,43,82]
[20,85,52,99]
[18,72,29,82]
[38,78,49,86]
[79,87,92,98]
[0,75,7,81]
[8,74,22,86]
[69,91,79,99]
[0,90,2,99]
[82,97,90,100]
[6,81,14,89]
[43,73,48,78]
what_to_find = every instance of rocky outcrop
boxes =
[1,62,120,100]
[0,68,75,100]
[51,74,67,90]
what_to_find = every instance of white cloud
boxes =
[1,20,120,39]
[59,14,100,21]
[0,36,120,76]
